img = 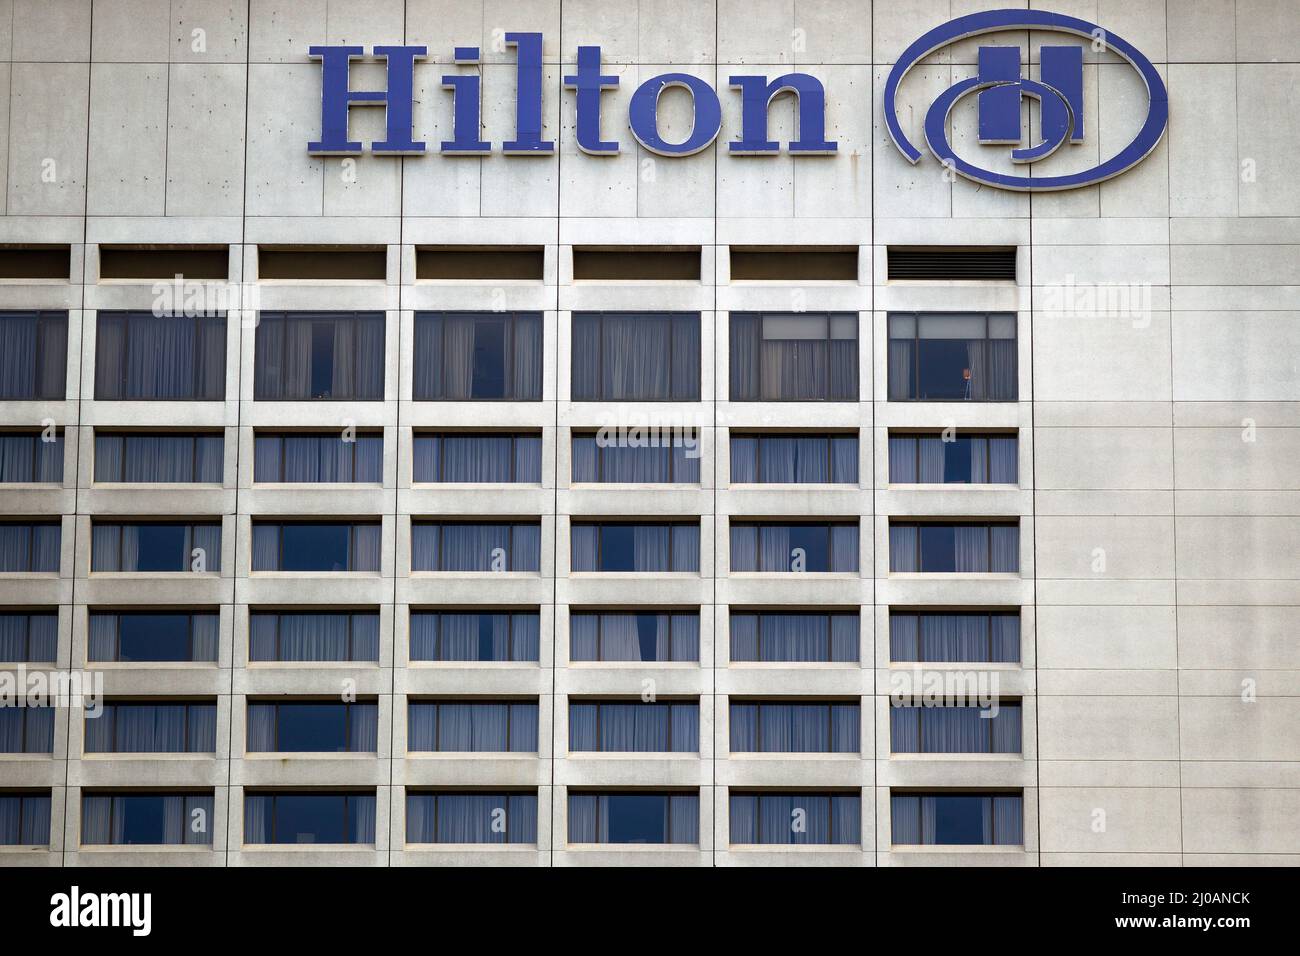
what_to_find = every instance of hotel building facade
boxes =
[1,0,1298,866]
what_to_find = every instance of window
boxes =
[569,611,699,662]
[567,792,699,844]
[729,701,859,753]
[890,703,1022,753]
[84,702,217,753]
[0,792,51,845]
[251,522,380,572]
[0,432,63,483]
[246,701,378,752]
[571,431,700,483]
[0,706,54,753]
[0,522,60,572]
[249,611,380,662]
[406,792,538,844]
[413,311,542,401]
[729,611,859,663]
[889,522,1019,573]
[890,792,1023,846]
[729,792,860,845]
[91,522,221,572]
[414,433,541,483]
[730,433,857,483]
[88,611,219,663]
[95,312,225,400]
[0,612,58,662]
[570,522,699,572]
[94,433,223,483]
[730,522,858,572]
[254,311,384,401]
[82,792,215,845]
[729,312,858,401]
[888,433,1017,484]
[0,311,67,399]
[253,433,382,483]
[569,700,698,752]
[409,610,539,662]
[889,611,1021,663]
[407,700,539,752]
[888,312,1017,401]
[243,792,376,844]
[571,312,700,401]
[411,522,540,572]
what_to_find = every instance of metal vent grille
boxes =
[887,246,1017,280]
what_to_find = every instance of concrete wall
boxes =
[0,0,1297,866]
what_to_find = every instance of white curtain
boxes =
[190,613,219,662]
[887,339,915,399]
[406,794,435,842]
[439,315,475,398]
[511,614,539,661]
[351,523,381,571]
[348,703,378,752]
[266,616,353,660]
[729,436,757,482]
[0,613,56,662]
[243,794,271,843]
[246,704,276,751]
[0,435,33,481]
[250,522,279,567]
[600,314,671,400]
[191,524,221,572]
[570,525,598,571]
[81,795,114,844]
[89,435,121,482]
[669,795,699,844]
[187,704,217,752]
[407,702,437,751]
[991,613,1021,662]
[954,525,988,572]
[890,794,920,844]
[669,524,698,572]
[889,528,920,572]
[992,795,1023,844]
[830,525,858,571]
[511,314,543,399]
[989,436,1018,483]
[571,436,599,482]
[411,524,439,571]
[729,314,760,400]
[991,524,1019,571]
[567,794,602,843]
[631,524,670,571]
[889,614,919,661]
[569,614,599,660]
[918,436,946,482]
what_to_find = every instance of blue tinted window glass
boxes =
[280,524,350,571]
[275,704,348,752]
[471,319,506,398]
[605,794,667,844]
[116,795,168,844]
[787,525,829,571]
[134,525,186,571]
[599,525,635,572]
[274,794,346,844]
[933,795,986,844]
[918,525,957,573]
[117,614,191,662]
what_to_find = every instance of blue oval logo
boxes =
[884,9,1168,191]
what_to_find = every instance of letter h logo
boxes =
[975,45,1083,163]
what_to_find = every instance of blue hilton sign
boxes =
[307,10,1168,192]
